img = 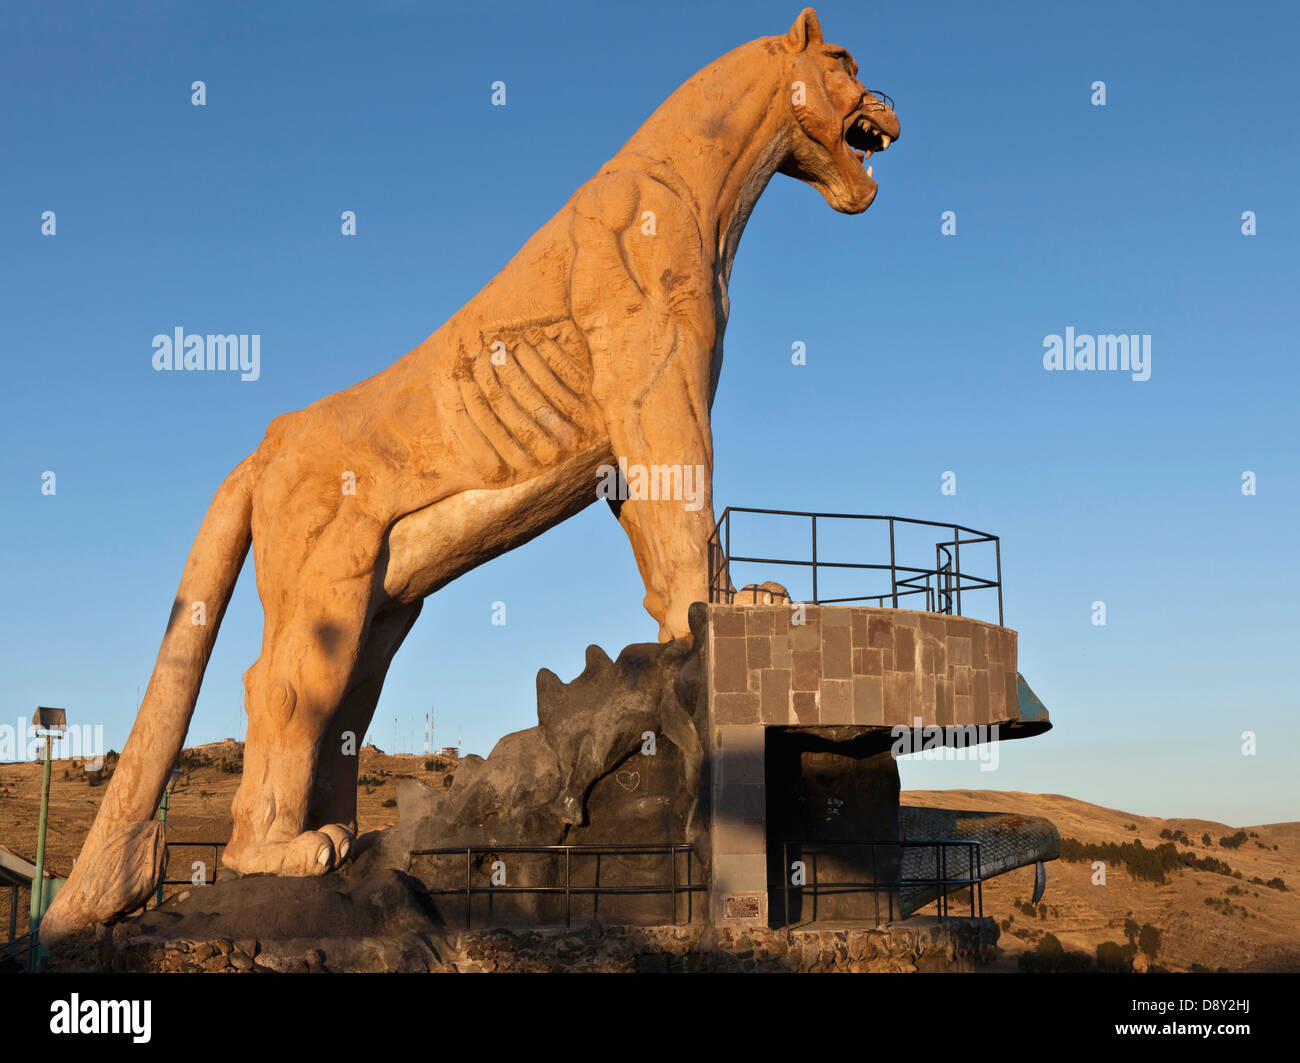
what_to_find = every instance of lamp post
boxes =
[30,706,67,971]
[155,768,183,907]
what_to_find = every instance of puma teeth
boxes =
[867,165,873,178]
[845,113,891,160]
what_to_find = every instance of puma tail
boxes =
[40,454,256,944]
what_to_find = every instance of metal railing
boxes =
[779,839,983,932]
[708,508,1003,625]
[0,930,37,970]
[142,840,227,910]
[412,843,705,929]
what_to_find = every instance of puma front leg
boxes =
[571,172,720,642]
[603,379,716,643]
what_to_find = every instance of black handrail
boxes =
[780,838,983,934]
[708,508,1003,626]
[143,841,227,910]
[411,843,704,929]
[0,930,37,970]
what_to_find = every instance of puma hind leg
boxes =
[223,540,381,877]
[307,600,423,846]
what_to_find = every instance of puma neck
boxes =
[611,39,791,288]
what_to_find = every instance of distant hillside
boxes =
[905,790,1298,972]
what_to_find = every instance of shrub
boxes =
[1206,896,1248,917]
[1138,923,1162,959]
[1095,941,1135,973]
[1031,952,1091,972]
[381,797,396,807]
[1265,877,1288,891]
[1019,934,1092,972]
[1184,852,1235,877]
[179,749,211,771]
[1219,831,1248,850]
[1202,832,1212,846]
[1059,836,1213,885]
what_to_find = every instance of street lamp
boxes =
[155,768,183,907]
[29,706,67,971]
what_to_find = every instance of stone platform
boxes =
[703,603,1052,927]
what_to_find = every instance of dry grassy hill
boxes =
[0,741,451,931]
[904,789,1299,972]
[1,746,1294,971]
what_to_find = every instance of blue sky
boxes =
[1,0,1296,824]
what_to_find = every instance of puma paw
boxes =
[224,825,355,877]
[40,819,167,944]
[317,823,353,863]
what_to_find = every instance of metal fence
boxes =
[779,839,983,932]
[142,840,227,910]
[0,930,37,970]
[412,843,705,929]
[708,508,1003,625]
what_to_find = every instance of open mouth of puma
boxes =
[844,109,892,178]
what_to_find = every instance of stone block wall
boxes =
[703,603,1021,928]
[708,604,1019,730]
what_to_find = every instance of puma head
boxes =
[777,8,900,214]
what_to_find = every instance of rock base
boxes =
[48,917,998,974]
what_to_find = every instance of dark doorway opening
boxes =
[764,727,902,928]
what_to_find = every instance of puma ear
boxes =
[785,7,824,52]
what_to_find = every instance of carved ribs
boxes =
[444,317,597,481]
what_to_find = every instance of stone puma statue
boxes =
[42,7,899,940]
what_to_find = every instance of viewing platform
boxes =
[700,507,1055,928]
